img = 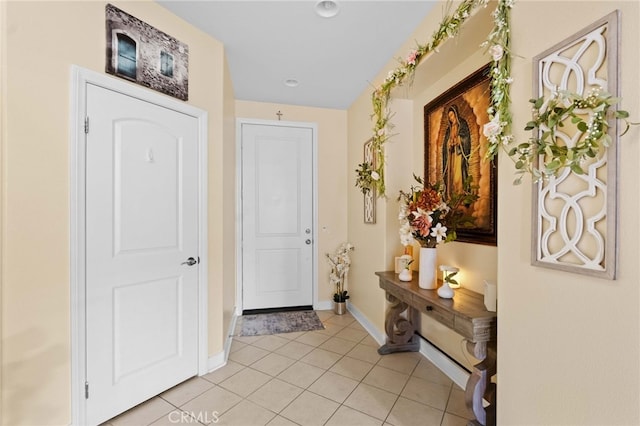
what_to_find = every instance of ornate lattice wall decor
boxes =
[363,139,376,223]
[532,11,619,278]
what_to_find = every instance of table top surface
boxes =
[375,271,497,322]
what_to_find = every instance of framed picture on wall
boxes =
[106,4,189,101]
[424,64,497,245]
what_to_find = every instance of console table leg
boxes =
[464,341,496,426]
[377,292,420,355]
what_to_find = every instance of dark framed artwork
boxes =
[363,138,376,223]
[106,4,189,101]
[424,64,497,245]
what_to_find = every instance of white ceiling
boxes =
[156,1,437,109]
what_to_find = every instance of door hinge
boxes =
[84,116,89,134]
[85,381,89,399]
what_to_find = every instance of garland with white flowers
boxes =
[513,88,634,183]
[356,0,512,196]
[356,0,635,194]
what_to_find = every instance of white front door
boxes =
[241,123,314,310]
[85,83,199,425]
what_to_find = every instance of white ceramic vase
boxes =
[398,268,412,282]
[418,247,437,289]
[437,281,454,298]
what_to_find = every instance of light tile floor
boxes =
[104,310,473,426]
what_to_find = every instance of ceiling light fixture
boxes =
[314,0,339,18]
[284,78,299,87]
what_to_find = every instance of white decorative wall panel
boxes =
[532,11,619,278]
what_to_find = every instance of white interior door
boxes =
[85,83,199,425]
[241,123,314,311]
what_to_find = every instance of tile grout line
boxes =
[112,311,470,426]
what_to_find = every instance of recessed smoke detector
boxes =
[315,0,339,18]
[284,78,299,88]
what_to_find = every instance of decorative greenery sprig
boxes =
[444,270,459,286]
[354,162,379,194]
[482,0,514,161]
[508,88,635,183]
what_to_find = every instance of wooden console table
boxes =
[375,271,497,426]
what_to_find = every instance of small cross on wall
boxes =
[276,110,283,121]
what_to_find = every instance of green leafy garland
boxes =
[357,0,634,193]
[513,89,634,183]
[357,0,511,196]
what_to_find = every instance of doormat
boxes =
[239,310,324,337]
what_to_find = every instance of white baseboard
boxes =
[314,300,332,311]
[418,337,470,389]
[207,351,226,372]
[206,309,240,373]
[348,303,469,389]
[346,303,385,346]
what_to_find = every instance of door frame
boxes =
[235,118,319,314]
[69,66,208,425]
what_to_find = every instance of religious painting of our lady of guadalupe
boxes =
[424,65,497,245]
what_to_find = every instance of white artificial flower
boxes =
[430,223,448,243]
[399,222,414,246]
[489,44,504,61]
[371,171,380,181]
[483,117,502,138]
[436,201,450,214]
[417,207,429,217]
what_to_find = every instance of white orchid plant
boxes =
[326,243,355,303]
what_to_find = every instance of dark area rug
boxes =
[239,310,324,337]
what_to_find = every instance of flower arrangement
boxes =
[326,242,354,303]
[398,175,478,248]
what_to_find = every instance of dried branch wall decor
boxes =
[531,11,620,278]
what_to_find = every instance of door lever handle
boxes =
[182,257,197,266]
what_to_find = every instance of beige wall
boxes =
[500,1,639,424]
[348,0,639,424]
[235,101,349,304]
[1,1,233,424]
[0,2,6,424]
[221,56,237,345]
